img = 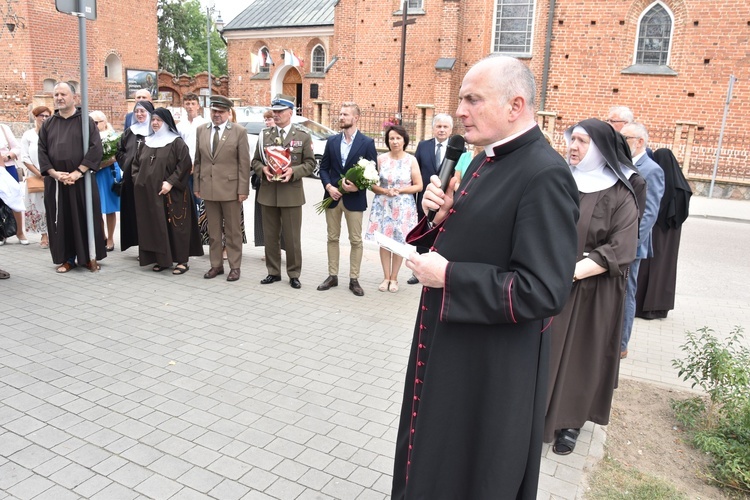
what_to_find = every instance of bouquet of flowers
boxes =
[314,157,379,214]
[101,133,121,162]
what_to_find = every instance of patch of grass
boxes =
[587,455,688,500]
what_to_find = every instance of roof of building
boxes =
[222,0,336,31]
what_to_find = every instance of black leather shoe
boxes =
[407,274,419,285]
[317,275,338,291]
[260,274,281,284]
[349,279,364,296]
[204,267,224,279]
[290,277,301,289]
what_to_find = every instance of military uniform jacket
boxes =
[251,124,316,207]
[193,121,251,201]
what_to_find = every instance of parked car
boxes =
[236,106,336,179]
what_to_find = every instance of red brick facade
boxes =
[157,70,229,108]
[0,0,158,132]
[224,31,331,108]
[225,0,749,194]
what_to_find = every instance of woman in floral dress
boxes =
[20,106,52,247]
[366,125,422,292]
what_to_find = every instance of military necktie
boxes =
[212,126,220,155]
[278,128,285,143]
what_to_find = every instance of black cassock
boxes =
[393,127,579,499]
[38,108,105,265]
[116,128,146,251]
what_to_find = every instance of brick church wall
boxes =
[225,0,749,185]
[0,0,158,131]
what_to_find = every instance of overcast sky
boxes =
[200,0,252,25]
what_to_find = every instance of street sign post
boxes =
[55,0,97,20]
[56,0,98,266]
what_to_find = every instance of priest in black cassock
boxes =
[38,82,106,273]
[394,56,580,499]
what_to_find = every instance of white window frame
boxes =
[632,1,674,66]
[491,0,536,57]
[310,45,326,74]
[406,0,423,11]
[259,46,272,74]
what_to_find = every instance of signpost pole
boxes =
[77,0,95,265]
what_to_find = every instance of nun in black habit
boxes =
[116,100,154,251]
[545,118,639,454]
[131,108,202,273]
[635,148,692,318]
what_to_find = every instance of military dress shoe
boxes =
[204,267,224,279]
[317,275,338,291]
[227,268,241,282]
[260,274,281,284]
[349,279,364,296]
[407,274,419,285]
[289,277,301,289]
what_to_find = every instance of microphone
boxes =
[427,135,465,224]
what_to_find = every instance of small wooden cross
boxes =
[149,154,156,164]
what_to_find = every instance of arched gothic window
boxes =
[311,45,326,74]
[635,2,673,66]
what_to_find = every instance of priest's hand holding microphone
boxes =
[405,135,465,288]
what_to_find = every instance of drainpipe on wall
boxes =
[540,0,556,111]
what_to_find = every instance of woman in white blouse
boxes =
[19,106,52,248]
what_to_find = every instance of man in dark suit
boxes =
[316,102,378,296]
[408,113,453,284]
[123,89,153,129]
[251,94,316,288]
[619,122,665,358]
[193,96,251,282]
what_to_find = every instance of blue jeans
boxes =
[620,258,642,352]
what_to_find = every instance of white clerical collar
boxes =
[145,126,179,148]
[130,116,152,137]
[484,122,537,157]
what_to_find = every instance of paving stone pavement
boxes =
[1,179,748,500]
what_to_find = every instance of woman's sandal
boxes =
[172,263,189,275]
[378,279,390,292]
[388,280,399,293]
[56,262,76,274]
[552,428,580,456]
[153,264,170,272]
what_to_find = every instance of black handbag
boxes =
[0,198,17,240]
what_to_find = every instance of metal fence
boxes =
[302,103,420,150]
[546,120,750,185]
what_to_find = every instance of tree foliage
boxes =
[157,0,227,77]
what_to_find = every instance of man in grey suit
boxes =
[193,96,251,282]
[619,122,665,358]
[251,94,316,288]
[408,113,453,284]
[316,102,378,296]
